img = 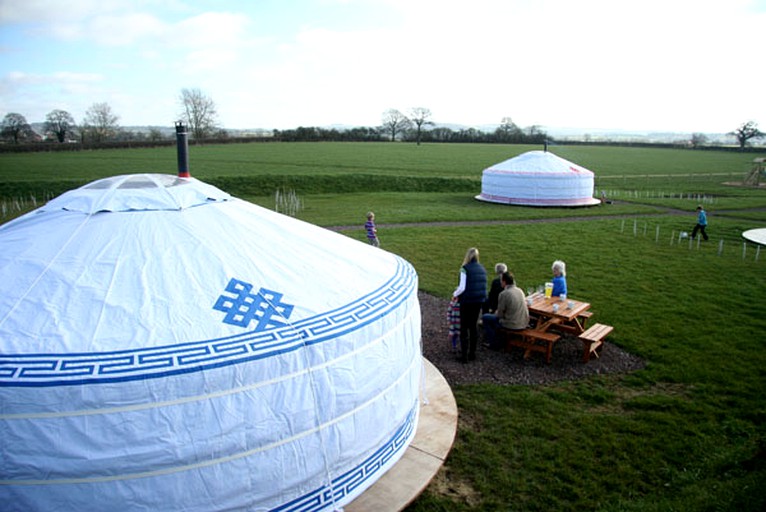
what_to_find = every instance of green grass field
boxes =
[2,142,766,511]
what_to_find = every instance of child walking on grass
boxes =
[365,211,380,247]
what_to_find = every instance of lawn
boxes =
[383,218,766,511]
[1,142,765,511]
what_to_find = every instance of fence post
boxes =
[718,239,723,256]
[670,230,675,245]
[756,246,761,262]
[743,242,747,260]
[621,219,625,233]
[633,220,637,236]
[656,225,660,243]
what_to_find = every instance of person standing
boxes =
[453,247,487,363]
[691,205,709,241]
[365,211,380,247]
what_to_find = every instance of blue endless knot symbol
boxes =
[213,278,294,331]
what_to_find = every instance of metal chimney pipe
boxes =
[175,122,190,178]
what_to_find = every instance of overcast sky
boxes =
[1,0,764,133]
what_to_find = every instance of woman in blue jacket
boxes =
[453,247,487,363]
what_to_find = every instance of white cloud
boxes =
[85,13,166,46]
[173,12,251,48]
[1,0,764,131]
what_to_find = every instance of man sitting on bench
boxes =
[482,272,529,350]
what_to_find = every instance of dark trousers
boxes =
[482,313,502,350]
[691,224,708,240]
[460,302,483,361]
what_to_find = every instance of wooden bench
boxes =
[578,323,613,362]
[500,327,561,364]
[578,311,593,329]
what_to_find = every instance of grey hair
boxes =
[552,260,566,276]
[495,263,507,274]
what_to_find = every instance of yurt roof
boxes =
[485,150,594,175]
[743,228,766,246]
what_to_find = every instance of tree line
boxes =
[0,88,224,146]
[1,89,764,149]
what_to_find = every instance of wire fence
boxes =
[597,189,720,204]
[597,171,741,184]
[619,218,763,262]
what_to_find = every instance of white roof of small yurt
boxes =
[0,174,422,511]
[476,150,601,206]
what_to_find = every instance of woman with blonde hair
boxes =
[452,247,487,363]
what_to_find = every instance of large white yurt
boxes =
[0,174,422,511]
[476,150,601,206]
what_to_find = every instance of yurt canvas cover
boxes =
[0,174,422,511]
[476,150,601,206]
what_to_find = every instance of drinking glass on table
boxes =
[544,282,553,299]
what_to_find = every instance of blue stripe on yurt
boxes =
[0,258,417,387]
[271,401,417,512]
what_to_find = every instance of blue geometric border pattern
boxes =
[0,258,417,387]
[271,400,418,512]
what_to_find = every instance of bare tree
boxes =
[494,117,522,143]
[148,128,166,141]
[690,133,708,149]
[409,107,433,145]
[44,109,76,143]
[729,121,765,149]
[82,102,120,143]
[381,109,411,142]
[179,88,218,139]
[1,113,35,144]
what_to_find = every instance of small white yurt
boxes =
[0,174,422,511]
[476,150,601,206]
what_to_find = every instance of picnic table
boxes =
[527,292,591,334]
[501,292,613,363]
